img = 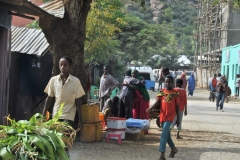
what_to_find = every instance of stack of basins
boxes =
[106,117,126,140]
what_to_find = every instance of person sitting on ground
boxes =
[171,79,187,139]
[102,96,119,121]
[147,75,180,160]
[224,82,231,103]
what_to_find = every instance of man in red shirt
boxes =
[209,74,217,102]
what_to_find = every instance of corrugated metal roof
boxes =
[40,0,64,18]
[11,26,50,56]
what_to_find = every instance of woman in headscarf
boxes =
[180,71,187,89]
[131,70,150,133]
[188,73,195,96]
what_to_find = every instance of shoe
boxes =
[209,98,211,102]
[216,107,218,111]
[221,110,224,112]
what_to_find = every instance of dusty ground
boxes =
[70,89,240,160]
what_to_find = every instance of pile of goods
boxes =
[80,103,102,143]
[125,118,150,140]
[0,104,74,160]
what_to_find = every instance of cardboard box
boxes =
[125,130,145,140]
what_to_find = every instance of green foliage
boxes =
[84,0,125,64]
[116,14,168,63]
[0,104,76,160]
[25,20,41,30]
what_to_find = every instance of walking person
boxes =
[158,73,163,90]
[43,56,85,130]
[187,73,195,96]
[159,67,175,88]
[224,82,231,103]
[147,75,180,160]
[99,65,119,111]
[216,81,226,112]
[180,71,187,89]
[235,74,240,98]
[171,79,187,139]
[208,74,217,102]
[118,69,145,118]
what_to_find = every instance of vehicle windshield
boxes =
[139,73,150,80]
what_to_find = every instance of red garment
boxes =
[157,89,180,123]
[212,78,217,88]
[87,77,91,92]
[174,88,187,111]
[180,74,187,89]
[132,90,149,134]
[132,90,149,120]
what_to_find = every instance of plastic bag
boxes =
[125,127,142,134]
[126,118,150,129]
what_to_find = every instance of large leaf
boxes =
[31,136,45,152]
[0,146,14,160]
[29,113,43,123]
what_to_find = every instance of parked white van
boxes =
[128,66,155,91]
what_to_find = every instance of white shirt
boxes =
[99,74,119,98]
[236,78,240,87]
[44,74,85,121]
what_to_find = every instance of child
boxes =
[171,79,187,139]
[43,56,85,129]
[224,82,231,103]
[147,75,180,160]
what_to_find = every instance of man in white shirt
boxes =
[99,65,119,111]
[43,56,85,130]
[235,74,240,98]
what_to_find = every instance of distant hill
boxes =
[123,0,198,64]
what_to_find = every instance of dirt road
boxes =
[70,89,240,160]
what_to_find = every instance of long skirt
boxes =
[132,90,150,134]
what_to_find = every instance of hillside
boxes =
[122,0,198,68]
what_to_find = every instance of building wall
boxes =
[227,6,240,47]
[0,8,11,125]
[221,44,240,96]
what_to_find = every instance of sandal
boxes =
[169,147,178,158]
[158,155,166,160]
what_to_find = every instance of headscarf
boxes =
[188,73,195,92]
[180,71,187,89]
[131,70,150,101]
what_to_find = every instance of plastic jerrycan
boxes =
[99,112,105,130]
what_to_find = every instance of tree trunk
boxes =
[39,0,92,104]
